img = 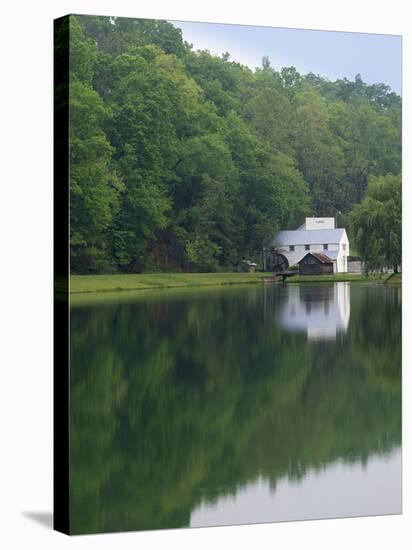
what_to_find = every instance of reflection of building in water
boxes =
[278,283,350,341]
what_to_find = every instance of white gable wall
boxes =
[336,231,349,273]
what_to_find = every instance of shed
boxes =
[238,259,258,273]
[298,252,334,275]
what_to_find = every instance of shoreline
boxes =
[69,272,266,294]
[67,272,401,295]
[285,273,394,284]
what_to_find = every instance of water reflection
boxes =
[190,448,401,526]
[69,283,401,534]
[277,283,350,341]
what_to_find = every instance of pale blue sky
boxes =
[172,21,402,94]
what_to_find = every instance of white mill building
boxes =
[273,217,350,273]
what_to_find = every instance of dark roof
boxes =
[298,252,334,264]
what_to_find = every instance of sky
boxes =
[172,21,402,94]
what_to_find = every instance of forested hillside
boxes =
[64,15,401,273]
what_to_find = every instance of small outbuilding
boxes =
[298,252,334,275]
[238,259,258,273]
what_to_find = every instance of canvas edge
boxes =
[53,13,71,536]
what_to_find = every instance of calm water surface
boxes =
[69,283,401,534]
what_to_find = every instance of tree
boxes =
[104,45,203,270]
[294,89,346,215]
[351,174,401,272]
[66,14,401,274]
[69,17,123,272]
[245,87,295,156]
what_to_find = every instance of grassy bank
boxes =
[385,273,402,284]
[285,273,388,284]
[70,272,266,294]
[68,271,399,294]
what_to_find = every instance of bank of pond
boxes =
[66,271,400,295]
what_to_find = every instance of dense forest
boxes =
[62,15,401,273]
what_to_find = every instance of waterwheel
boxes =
[273,253,289,273]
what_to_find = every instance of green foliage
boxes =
[246,87,294,155]
[294,89,346,214]
[66,14,401,273]
[68,18,123,272]
[185,235,222,272]
[351,174,401,272]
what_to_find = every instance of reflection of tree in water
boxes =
[69,285,401,534]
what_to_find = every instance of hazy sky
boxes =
[172,21,402,94]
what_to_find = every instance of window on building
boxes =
[342,243,347,251]
[323,244,328,250]
[289,245,295,252]
[305,244,310,251]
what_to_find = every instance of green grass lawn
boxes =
[67,271,398,294]
[69,272,266,294]
[285,273,388,283]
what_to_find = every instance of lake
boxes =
[69,282,401,534]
